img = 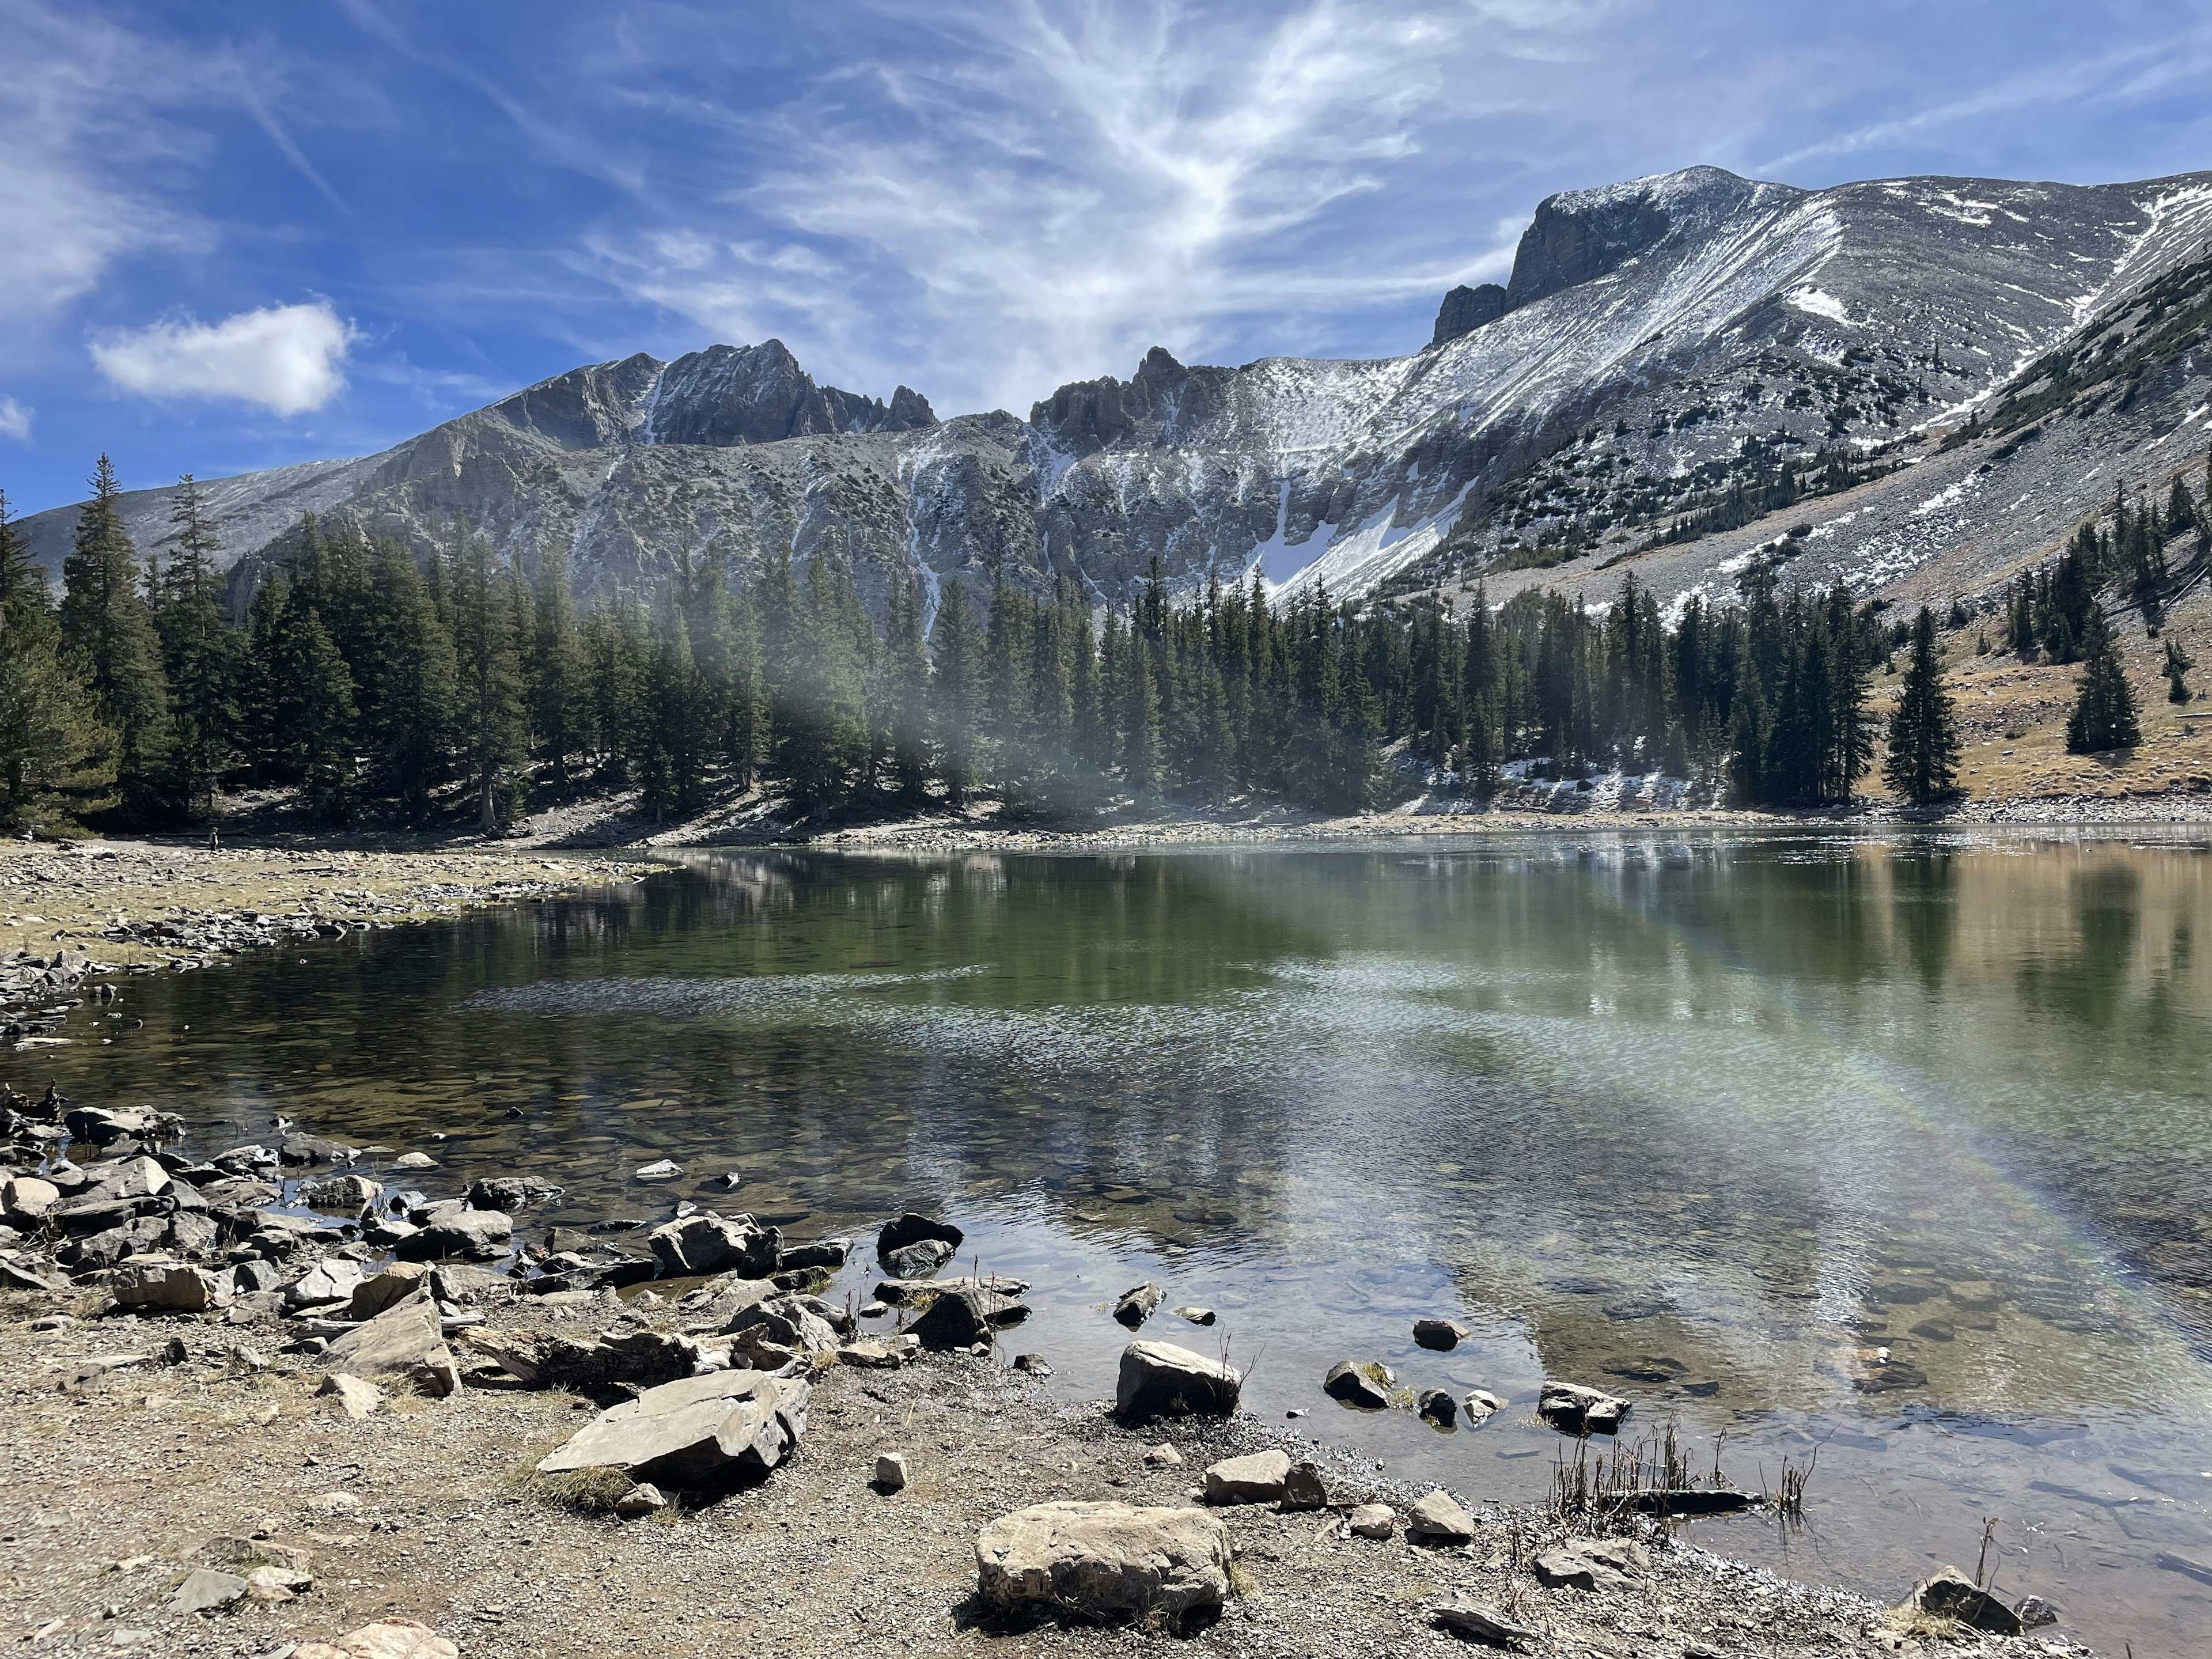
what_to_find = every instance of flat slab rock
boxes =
[536,1368,809,1491]
[975,1501,1232,1619]
[320,1291,459,1398]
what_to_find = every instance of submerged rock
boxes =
[883,1237,955,1279]
[1413,1317,1469,1350]
[877,1211,963,1257]
[1323,1359,1389,1410]
[1112,1282,1164,1328]
[1537,1381,1629,1434]
[975,1501,1231,1621]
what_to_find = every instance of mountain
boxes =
[19,164,2212,620]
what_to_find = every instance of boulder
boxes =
[293,1619,459,1659]
[285,1258,366,1309]
[1537,1381,1629,1434]
[728,1293,844,1354]
[775,1237,850,1272]
[112,1262,224,1313]
[910,1285,1028,1350]
[347,1263,430,1321]
[172,1567,249,1613]
[1433,1598,1537,1646]
[1413,1317,1469,1350]
[877,1210,963,1256]
[317,1373,385,1419]
[298,1174,381,1213]
[1406,1489,1476,1545]
[1112,1282,1164,1328]
[89,1154,169,1200]
[1283,1461,1330,1511]
[1418,1388,1457,1427]
[613,1482,668,1517]
[1905,1567,2023,1635]
[1,1175,59,1224]
[1535,1537,1644,1591]
[394,1202,512,1262]
[244,1564,313,1604]
[1464,1388,1503,1424]
[648,1213,778,1278]
[463,1326,703,1390]
[1323,1360,1390,1410]
[535,1369,810,1491]
[1204,1449,1290,1505]
[975,1501,1232,1621]
[1347,1502,1395,1540]
[1115,1341,1241,1421]
[320,1291,459,1397]
[883,1237,955,1279]
[836,1336,919,1369]
[874,1451,908,1491]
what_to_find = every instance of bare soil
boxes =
[0,1286,2082,1659]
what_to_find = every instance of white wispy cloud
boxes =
[0,1,212,323]
[0,397,31,442]
[594,0,1559,410]
[91,302,357,415]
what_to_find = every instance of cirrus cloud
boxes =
[89,302,357,416]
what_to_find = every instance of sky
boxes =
[2,0,2210,516]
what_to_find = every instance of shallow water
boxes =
[21,830,2212,1650]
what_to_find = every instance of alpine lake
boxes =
[26,829,2212,1653]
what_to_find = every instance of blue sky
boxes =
[3,0,2210,515]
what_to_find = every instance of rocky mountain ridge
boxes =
[18,162,2212,622]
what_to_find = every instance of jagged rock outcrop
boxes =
[1431,283,1506,345]
[18,164,2212,624]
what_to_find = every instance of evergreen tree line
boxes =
[22,454,2141,831]
[2002,456,2210,661]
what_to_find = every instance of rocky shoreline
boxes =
[0,1059,2093,1658]
[1,842,659,1046]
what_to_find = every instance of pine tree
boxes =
[278,588,360,821]
[357,539,454,823]
[1883,608,1961,806]
[0,490,109,827]
[931,580,983,809]
[2164,636,2194,704]
[884,570,933,800]
[157,476,238,820]
[448,521,527,830]
[59,455,169,817]
[527,539,587,793]
[2066,607,2141,753]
